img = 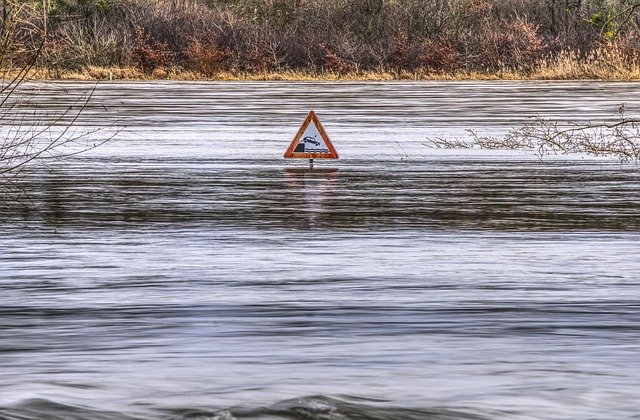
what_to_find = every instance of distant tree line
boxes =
[3,0,640,76]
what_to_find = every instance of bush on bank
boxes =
[5,0,640,79]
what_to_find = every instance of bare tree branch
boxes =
[426,104,640,163]
[1,0,119,215]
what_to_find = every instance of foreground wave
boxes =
[0,396,488,420]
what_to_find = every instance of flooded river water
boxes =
[1,81,640,419]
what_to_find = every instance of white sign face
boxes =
[292,120,330,154]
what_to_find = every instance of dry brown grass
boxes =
[19,66,638,82]
[533,43,640,80]
[3,69,633,82]
[9,40,640,82]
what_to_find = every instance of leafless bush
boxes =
[1,84,114,181]
[427,105,640,163]
[6,0,640,76]
[499,19,545,71]
[418,38,459,72]
[184,35,232,76]
[470,110,640,163]
[131,26,175,73]
[423,137,474,149]
[1,0,119,211]
[319,43,355,74]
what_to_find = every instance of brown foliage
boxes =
[419,39,459,72]
[319,43,353,74]
[132,27,175,73]
[466,0,493,16]
[480,19,544,71]
[5,0,640,78]
[184,37,232,76]
[247,47,272,73]
[391,33,413,70]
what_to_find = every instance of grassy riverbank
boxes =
[4,0,640,81]
[21,42,640,82]
[26,59,640,82]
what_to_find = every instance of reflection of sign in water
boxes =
[284,168,339,227]
[284,111,339,159]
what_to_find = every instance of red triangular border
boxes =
[284,111,339,159]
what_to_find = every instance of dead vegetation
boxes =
[426,105,640,163]
[2,0,640,80]
[1,0,119,212]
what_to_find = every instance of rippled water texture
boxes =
[1,82,640,419]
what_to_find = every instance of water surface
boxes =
[1,81,640,420]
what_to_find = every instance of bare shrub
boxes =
[418,38,459,72]
[4,0,640,77]
[246,46,273,73]
[509,19,545,70]
[464,105,640,163]
[1,1,44,68]
[131,26,175,73]
[1,84,114,179]
[184,36,232,76]
[319,43,354,74]
[423,137,474,149]
[390,33,414,70]
[1,1,120,210]
[480,18,544,71]
[43,19,125,69]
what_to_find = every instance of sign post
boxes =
[284,111,338,169]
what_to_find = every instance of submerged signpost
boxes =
[284,110,338,169]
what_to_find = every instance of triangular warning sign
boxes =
[284,111,339,159]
